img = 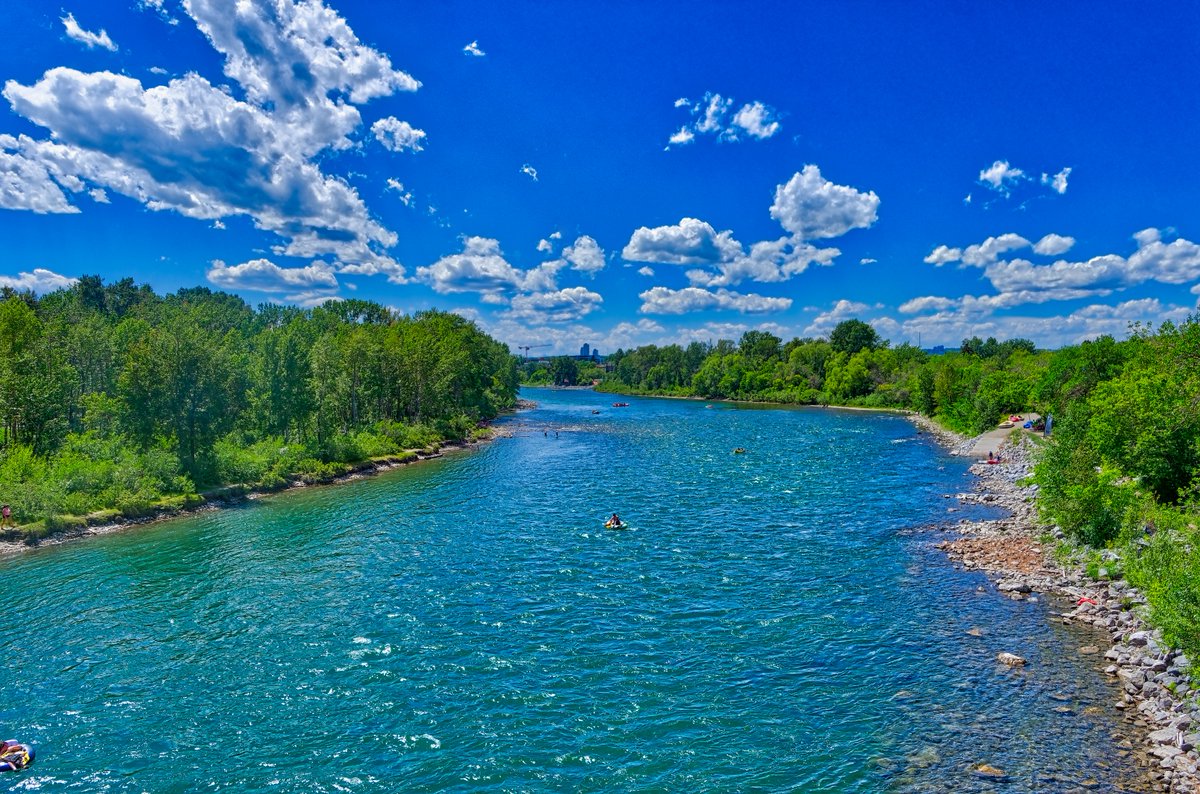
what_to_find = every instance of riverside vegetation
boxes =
[581,317,1200,665]
[0,277,518,541]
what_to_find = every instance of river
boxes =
[0,387,1148,791]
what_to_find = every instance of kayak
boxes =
[0,741,33,772]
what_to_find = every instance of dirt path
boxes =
[966,412,1041,458]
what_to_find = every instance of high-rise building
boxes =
[580,343,591,358]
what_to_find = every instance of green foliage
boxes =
[0,280,518,534]
[830,319,882,355]
[1124,505,1200,661]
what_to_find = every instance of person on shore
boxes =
[0,504,12,529]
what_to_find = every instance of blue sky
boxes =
[1,1,1198,352]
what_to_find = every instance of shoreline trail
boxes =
[911,413,1200,793]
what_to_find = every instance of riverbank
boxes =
[0,431,509,558]
[911,414,1200,793]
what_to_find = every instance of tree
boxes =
[549,356,579,386]
[830,319,881,355]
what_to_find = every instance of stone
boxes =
[997,652,1027,666]
[1152,745,1183,760]
[1129,630,1152,647]
[1149,727,1181,744]
[1079,645,1100,655]
[965,627,984,637]
[972,763,1007,779]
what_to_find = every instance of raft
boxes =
[604,521,630,530]
[0,741,33,772]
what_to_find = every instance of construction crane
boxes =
[517,344,550,359]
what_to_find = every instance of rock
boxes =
[1149,727,1181,744]
[1079,645,1100,655]
[997,652,1027,666]
[965,627,984,637]
[1152,745,1183,760]
[972,763,1007,779]
[1129,630,1152,647]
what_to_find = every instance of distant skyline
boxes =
[1,1,1198,352]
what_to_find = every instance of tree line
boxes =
[0,277,518,534]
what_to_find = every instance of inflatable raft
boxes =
[0,741,33,772]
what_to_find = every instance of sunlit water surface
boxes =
[0,388,1147,791]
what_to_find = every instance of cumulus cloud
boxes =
[463,40,485,57]
[924,245,962,266]
[638,286,792,315]
[2,0,416,280]
[860,257,877,265]
[0,135,79,214]
[1033,233,1075,256]
[770,165,880,241]
[371,117,426,152]
[666,91,781,148]
[416,236,576,299]
[61,12,117,51]
[520,163,538,181]
[507,287,603,323]
[1042,167,1072,194]
[623,217,742,266]
[537,238,553,253]
[898,295,957,314]
[0,267,78,293]
[417,237,528,297]
[207,258,339,306]
[561,235,605,274]
[978,160,1025,194]
[802,299,874,337]
[138,0,178,25]
[729,101,781,140]
[623,166,875,298]
[637,266,654,276]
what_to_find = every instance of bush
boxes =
[1124,505,1200,661]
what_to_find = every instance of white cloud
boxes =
[537,238,553,253]
[687,237,839,287]
[0,135,79,214]
[1042,167,1072,194]
[960,233,1031,266]
[667,91,781,148]
[860,258,877,265]
[212,219,225,229]
[416,237,527,297]
[729,101,780,140]
[416,236,574,298]
[770,164,880,241]
[0,268,77,293]
[549,231,562,240]
[61,12,117,52]
[667,127,695,148]
[898,295,956,314]
[207,258,339,295]
[3,0,418,279]
[88,187,109,203]
[802,299,874,337]
[924,245,962,266]
[637,266,654,276]
[1033,233,1075,256]
[520,163,538,181]
[385,177,412,206]
[638,286,792,315]
[979,160,1026,193]
[463,40,485,57]
[507,287,603,323]
[371,117,426,152]
[623,217,743,265]
[138,0,178,25]
[561,235,605,274]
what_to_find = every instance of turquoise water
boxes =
[1,388,1146,792]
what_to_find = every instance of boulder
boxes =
[997,652,1027,666]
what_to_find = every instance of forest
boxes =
[597,317,1200,659]
[0,277,519,537]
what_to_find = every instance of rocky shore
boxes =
[911,414,1200,794]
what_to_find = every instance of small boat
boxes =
[604,520,630,530]
[612,402,629,407]
[733,447,746,454]
[998,421,1014,429]
[0,741,34,772]
[591,409,601,414]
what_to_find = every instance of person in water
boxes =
[606,513,622,527]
